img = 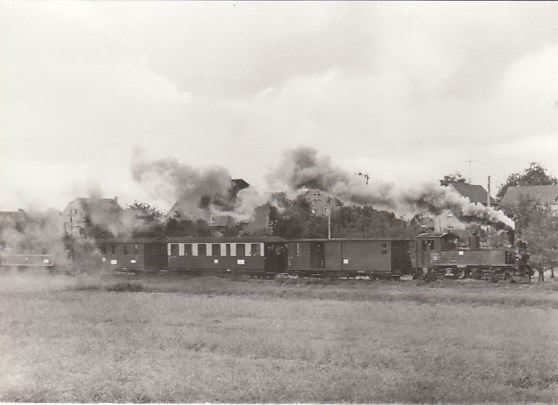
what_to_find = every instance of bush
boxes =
[107,282,145,292]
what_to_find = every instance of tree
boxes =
[496,162,557,199]
[440,172,466,185]
[125,201,166,238]
[165,218,211,237]
[273,196,328,239]
[332,206,421,239]
[521,204,558,280]
[126,201,164,221]
[502,193,558,281]
[83,215,114,239]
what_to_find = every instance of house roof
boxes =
[447,182,496,205]
[298,188,343,206]
[500,185,558,206]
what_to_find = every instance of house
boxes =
[440,177,498,207]
[500,185,558,213]
[297,188,343,217]
[434,179,497,233]
[62,197,123,237]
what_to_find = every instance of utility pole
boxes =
[325,207,331,239]
[356,172,370,185]
[487,176,491,208]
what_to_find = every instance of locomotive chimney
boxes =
[468,234,480,249]
[507,229,515,247]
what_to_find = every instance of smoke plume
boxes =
[269,146,515,230]
[131,149,246,220]
[0,209,72,269]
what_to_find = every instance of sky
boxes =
[1,1,558,212]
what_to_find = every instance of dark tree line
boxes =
[498,162,558,280]
[268,196,419,240]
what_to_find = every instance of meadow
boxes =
[0,273,557,403]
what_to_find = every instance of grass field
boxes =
[0,272,557,403]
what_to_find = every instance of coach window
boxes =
[184,244,193,256]
[170,244,179,256]
[134,244,139,255]
[212,244,221,257]
[100,245,106,255]
[382,243,388,255]
[225,244,231,256]
[198,244,207,256]
[295,243,300,256]
[250,243,261,256]
[111,245,116,255]
[236,244,245,257]
[421,240,434,251]
[123,245,128,255]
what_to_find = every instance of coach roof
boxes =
[167,236,288,243]
[288,238,412,242]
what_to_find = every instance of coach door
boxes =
[310,242,325,269]
[264,243,288,272]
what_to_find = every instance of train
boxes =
[0,252,55,271]
[82,236,410,280]
[0,232,532,283]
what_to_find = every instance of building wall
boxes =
[434,209,466,233]
[62,199,123,237]
[62,200,88,236]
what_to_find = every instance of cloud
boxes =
[2,2,558,210]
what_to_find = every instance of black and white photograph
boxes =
[1,1,558,403]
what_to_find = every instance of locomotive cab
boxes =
[415,232,459,271]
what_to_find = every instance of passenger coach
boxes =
[167,236,288,275]
[287,239,412,279]
[95,238,168,272]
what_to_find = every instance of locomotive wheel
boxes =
[504,272,513,283]
[457,269,466,279]
[489,272,499,283]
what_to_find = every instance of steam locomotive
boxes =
[414,232,532,283]
[1,232,531,283]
